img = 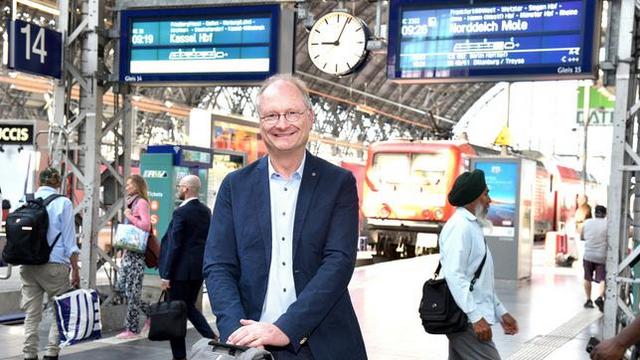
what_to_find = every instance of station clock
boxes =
[307,11,369,76]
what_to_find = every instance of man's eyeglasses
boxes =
[259,110,307,125]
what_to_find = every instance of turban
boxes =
[448,169,487,207]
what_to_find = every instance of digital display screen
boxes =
[387,0,600,82]
[119,5,285,83]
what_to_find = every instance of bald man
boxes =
[159,175,216,360]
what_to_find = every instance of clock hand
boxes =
[335,18,350,45]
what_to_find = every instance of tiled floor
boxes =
[0,247,602,359]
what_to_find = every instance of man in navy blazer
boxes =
[203,75,367,359]
[159,175,216,360]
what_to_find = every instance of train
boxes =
[361,140,604,259]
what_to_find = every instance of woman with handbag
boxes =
[116,174,152,339]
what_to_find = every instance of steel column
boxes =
[604,0,639,339]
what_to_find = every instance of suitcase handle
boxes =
[208,339,251,352]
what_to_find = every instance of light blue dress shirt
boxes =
[439,207,507,324]
[259,154,305,323]
[33,186,80,266]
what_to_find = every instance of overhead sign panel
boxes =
[0,124,34,145]
[387,0,600,83]
[7,20,62,79]
[119,5,292,83]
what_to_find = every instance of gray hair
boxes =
[180,175,201,192]
[255,74,313,113]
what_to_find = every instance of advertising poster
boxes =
[474,161,517,237]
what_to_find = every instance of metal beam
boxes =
[115,0,301,10]
[48,0,131,293]
[604,0,639,339]
[298,70,456,124]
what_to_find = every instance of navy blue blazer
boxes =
[203,153,367,359]
[159,198,211,281]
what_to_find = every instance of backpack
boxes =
[3,194,64,265]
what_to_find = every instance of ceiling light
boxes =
[17,0,60,16]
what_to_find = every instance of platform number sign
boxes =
[7,20,62,79]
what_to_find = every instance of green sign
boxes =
[576,86,614,126]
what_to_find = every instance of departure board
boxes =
[387,0,600,83]
[119,5,292,83]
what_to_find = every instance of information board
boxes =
[388,0,600,82]
[119,5,292,83]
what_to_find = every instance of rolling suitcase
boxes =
[191,338,273,360]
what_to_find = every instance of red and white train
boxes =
[361,140,604,258]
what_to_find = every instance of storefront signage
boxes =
[0,124,34,145]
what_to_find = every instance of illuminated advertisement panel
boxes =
[388,0,600,82]
[474,160,518,237]
[119,5,287,83]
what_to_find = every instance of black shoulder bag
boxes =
[148,290,187,341]
[418,246,487,334]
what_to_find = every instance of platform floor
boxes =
[0,247,603,359]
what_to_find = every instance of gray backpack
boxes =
[191,338,273,360]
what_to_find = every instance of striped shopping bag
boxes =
[53,288,102,347]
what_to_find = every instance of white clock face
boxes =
[307,12,368,76]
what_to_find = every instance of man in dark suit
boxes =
[159,174,216,360]
[203,75,367,359]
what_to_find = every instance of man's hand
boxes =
[124,208,132,217]
[227,319,290,348]
[70,268,80,288]
[473,318,493,342]
[590,338,626,360]
[160,279,170,291]
[500,313,519,335]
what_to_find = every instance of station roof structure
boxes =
[0,0,496,139]
[296,1,495,136]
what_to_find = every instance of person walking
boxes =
[159,175,216,360]
[575,194,593,236]
[203,74,367,359]
[581,205,607,311]
[21,167,80,360]
[116,174,151,339]
[439,169,519,360]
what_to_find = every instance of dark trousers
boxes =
[168,279,215,359]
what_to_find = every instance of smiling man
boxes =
[203,74,367,359]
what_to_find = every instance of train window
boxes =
[372,153,411,184]
[371,152,449,192]
[412,154,448,191]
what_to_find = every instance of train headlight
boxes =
[379,204,391,218]
[434,208,444,220]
